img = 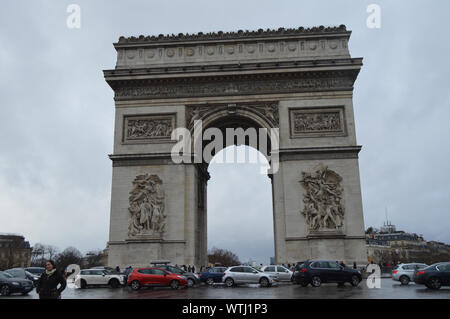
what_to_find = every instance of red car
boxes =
[127,267,188,290]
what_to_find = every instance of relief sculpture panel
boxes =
[290,107,345,138]
[123,114,175,143]
[300,164,345,233]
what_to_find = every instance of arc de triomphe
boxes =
[104,25,367,268]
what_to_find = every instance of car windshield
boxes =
[425,263,440,270]
[0,272,13,279]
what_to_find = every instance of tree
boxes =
[30,243,46,267]
[30,244,60,267]
[207,247,240,267]
[55,247,82,273]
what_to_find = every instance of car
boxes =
[75,269,126,289]
[261,265,293,281]
[292,260,362,287]
[90,266,121,274]
[25,267,45,276]
[414,262,450,290]
[0,271,34,296]
[150,262,200,287]
[392,263,428,285]
[127,267,188,290]
[198,266,227,285]
[222,266,278,287]
[5,268,39,287]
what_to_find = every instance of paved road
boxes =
[5,279,450,299]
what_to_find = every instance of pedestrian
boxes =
[36,260,67,299]
[183,265,187,272]
[115,266,121,273]
[192,265,196,273]
[188,265,192,272]
[353,262,357,269]
[124,266,133,284]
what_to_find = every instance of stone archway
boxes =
[104,25,367,268]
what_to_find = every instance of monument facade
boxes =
[104,25,367,268]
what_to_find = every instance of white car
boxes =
[75,269,126,289]
[222,266,278,287]
[260,265,293,281]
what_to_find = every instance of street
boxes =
[6,278,450,299]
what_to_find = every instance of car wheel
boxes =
[225,278,234,287]
[130,280,141,291]
[311,276,321,287]
[109,279,120,289]
[400,276,410,285]
[0,285,10,296]
[170,280,180,290]
[187,278,195,287]
[300,282,309,287]
[206,278,214,286]
[260,277,270,288]
[350,275,361,287]
[80,280,87,289]
[427,277,441,290]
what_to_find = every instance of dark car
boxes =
[25,267,45,276]
[292,260,362,287]
[5,268,39,287]
[0,271,34,296]
[150,262,200,287]
[414,262,450,290]
[199,267,228,285]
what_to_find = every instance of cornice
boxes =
[115,25,350,47]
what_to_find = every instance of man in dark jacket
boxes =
[36,260,67,299]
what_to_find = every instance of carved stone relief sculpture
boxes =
[300,164,344,232]
[124,115,175,143]
[186,102,279,129]
[290,107,345,138]
[128,174,166,237]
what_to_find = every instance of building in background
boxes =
[366,222,450,265]
[0,233,32,270]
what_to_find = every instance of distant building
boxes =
[366,222,450,265]
[0,233,32,270]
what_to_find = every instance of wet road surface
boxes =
[6,278,450,299]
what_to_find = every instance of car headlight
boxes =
[11,281,21,286]
[179,276,187,280]
[193,274,199,279]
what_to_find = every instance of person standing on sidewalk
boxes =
[36,260,67,299]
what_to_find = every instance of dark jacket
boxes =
[37,270,67,299]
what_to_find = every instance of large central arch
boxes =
[104,25,367,268]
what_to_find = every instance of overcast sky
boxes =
[1,0,449,264]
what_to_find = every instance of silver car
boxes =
[260,265,293,281]
[392,263,428,285]
[222,266,278,287]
